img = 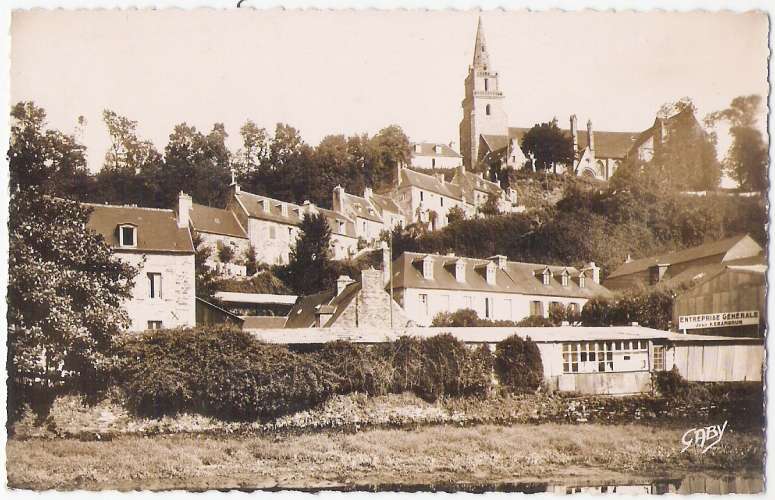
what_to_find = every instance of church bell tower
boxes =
[459,16,508,170]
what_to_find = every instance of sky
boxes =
[10,8,770,180]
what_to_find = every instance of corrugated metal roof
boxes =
[247,325,761,345]
[607,234,759,279]
[85,203,194,253]
[392,252,611,299]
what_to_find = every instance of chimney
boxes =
[414,143,422,154]
[302,200,318,215]
[625,254,633,263]
[229,167,240,193]
[587,119,595,151]
[361,267,383,294]
[336,275,354,296]
[570,115,578,153]
[177,192,192,229]
[395,163,403,187]
[333,185,345,213]
[364,186,373,199]
[584,262,600,284]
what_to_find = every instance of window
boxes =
[288,227,293,237]
[653,345,665,371]
[440,197,444,207]
[542,271,551,286]
[269,226,276,239]
[362,221,367,233]
[147,321,163,330]
[419,293,429,315]
[562,341,649,374]
[432,158,436,168]
[119,225,136,247]
[530,300,544,317]
[485,297,493,319]
[484,78,489,91]
[147,272,162,299]
[562,274,569,287]
[485,104,491,116]
[338,221,345,233]
[420,191,424,202]
[579,274,586,288]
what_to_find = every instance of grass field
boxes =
[7,423,763,491]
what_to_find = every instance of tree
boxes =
[651,98,721,190]
[9,101,93,199]
[96,109,163,206]
[706,95,767,192]
[479,191,501,217]
[520,120,574,173]
[285,212,333,294]
[191,233,220,304]
[493,335,544,393]
[365,125,411,189]
[243,244,259,276]
[159,123,232,207]
[8,193,138,422]
[446,205,466,224]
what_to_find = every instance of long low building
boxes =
[247,325,763,395]
[391,252,610,326]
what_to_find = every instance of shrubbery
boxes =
[581,289,674,329]
[114,326,543,421]
[116,326,336,421]
[653,367,689,397]
[494,335,544,394]
[432,308,559,327]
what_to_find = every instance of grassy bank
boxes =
[7,423,763,491]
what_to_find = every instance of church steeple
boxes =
[472,17,490,70]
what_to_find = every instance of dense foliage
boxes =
[581,289,675,330]
[520,120,574,173]
[117,327,336,420]
[494,335,544,394]
[313,341,393,396]
[8,104,138,423]
[283,212,334,295]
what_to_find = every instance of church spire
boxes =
[472,16,490,69]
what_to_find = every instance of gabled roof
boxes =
[189,203,247,238]
[284,281,362,328]
[397,168,464,201]
[607,234,763,279]
[392,252,611,299]
[234,189,356,238]
[502,127,640,160]
[370,192,402,216]
[411,142,462,159]
[659,255,766,291]
[84,203,194,253]
[234,191,304,226]
[452,169,503,199]
[340,192,383,223]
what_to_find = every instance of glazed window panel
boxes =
[562,340,649,374]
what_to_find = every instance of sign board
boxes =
[678,311,760,330]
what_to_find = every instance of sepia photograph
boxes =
[3,3,770,495]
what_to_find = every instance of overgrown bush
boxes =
[116,326,336,421]
[376,336,425,395]
[314,341,392,396]
[494,335,544,394]
[581,289,674,329]
[217,243,235,263]
[654,367,689,397]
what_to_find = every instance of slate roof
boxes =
[392,252,612,299]
[411,142,462,158]
[85,203,194,253]
[234,190,356,238]
[189,203,247,238]
[607,234,762,279]
[370,192,402,215]
[483,127,640,161]
[452,169,503,198]
[284,282,362,328]
[397,168,465,200]
[340,192,383,223]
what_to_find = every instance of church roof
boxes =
[411,142,462,158]
[472,17,490,69]
[397,168,465,201]
[504,127,640,160]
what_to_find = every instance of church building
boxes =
[459,18,641,181]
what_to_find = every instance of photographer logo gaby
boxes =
[681,421,728,454]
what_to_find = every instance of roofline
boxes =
[394,283,601,299]
[82,202,176,213]
[111,248,195,255]
[191,228,249,239]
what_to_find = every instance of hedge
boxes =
[116,326,337,421]
[494,335,544,393]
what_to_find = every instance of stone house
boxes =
[391,252,610,326]
[333,185,385,244]
[179,193,250,276]
[409,142,462,170]
[84,202,196,332]
[226,184,358,265]
[450,164,519,214]
[393,166,471,230]
[284,268,409,328]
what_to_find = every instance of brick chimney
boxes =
[177,192,192,229]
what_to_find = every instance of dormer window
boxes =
[262,199,270,212]
[414,144,422,153]
[119,224,137,247]
[486,262,497,285]
[579,272,586,289]
[540,267,552,286]
[422,256,434,280]
[455,259,466,283]
[561,269,570,287]
[434,144,442,154]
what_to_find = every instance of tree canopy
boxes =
[284,212,334,295]
[520,120,574,173]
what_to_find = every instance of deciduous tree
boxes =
[520,120,574,173]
